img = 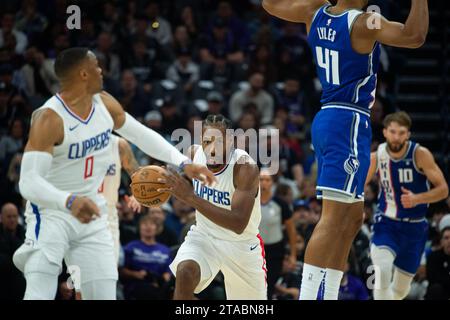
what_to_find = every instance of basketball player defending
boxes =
[13,48,215,300]
[98,135,142,263]
[365,112,448,299]
[159,115,267,300]
[263,0,429,299]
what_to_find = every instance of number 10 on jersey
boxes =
[316,46,340,85]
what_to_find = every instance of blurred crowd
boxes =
[0,0,449,300]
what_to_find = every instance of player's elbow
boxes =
[441,184,449,200]
[406,34,426,48]
[18,175,30,199]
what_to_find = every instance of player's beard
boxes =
[387,141,406,153]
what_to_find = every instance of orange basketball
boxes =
[130,165,171,208]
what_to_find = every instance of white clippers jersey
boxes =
[192,147,261,241]
[98,135,121,208]
[26,93,114,214]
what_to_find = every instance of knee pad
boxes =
[370,245,395,288]
[391,269,413,300]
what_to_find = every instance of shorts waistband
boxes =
[377,214,426,224]
[321,104,370,117]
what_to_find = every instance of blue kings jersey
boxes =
[308,4,380,115]
[376,142,430,219]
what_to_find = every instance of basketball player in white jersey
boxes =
[12,47,215,300]
[159,114,267,300]
[98,135,142,263]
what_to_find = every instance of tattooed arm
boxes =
[118,137,142,212]
[118,137,140,176]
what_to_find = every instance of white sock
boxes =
[323,268,344,300]
[299,263,326,300]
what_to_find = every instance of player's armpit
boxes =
[262,0,327,25]
[231,161,260,234]
[100,90,126,130]
[25,108,64,154]
[414,147,449,202]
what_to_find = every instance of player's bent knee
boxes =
[176,260,200,287]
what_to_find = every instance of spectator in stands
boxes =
[275,183,295,210]
[157,96,184,138]
[120,214,172,300]
[338,262,370,300]
[229,72,274,125]
[14,0,48,38]
[114,69,150,120]
[425,217,450,300]
[20,46,58,106]
[73,16,97,48]
[199,17,243,64]
[274,76,312,136]
[0,118,24,167]
[98,1,121,35]
[213,1,250,50]
[172,25,193,58]
[144,1,172,46]
[118,196,140,246]
[0,202,25,300]
[93,32,121,81]
[148,207,178,248]
[164,198,193,240]
[125,39,159,85]
[201,91,225,118]
[273,255,301,300]
[166,46,199,94]
[200,49,235,95]
[293,199,320,261]
[275,22,314,83]
[0,13,28,54]
[177,6,199,41]
[144,110,163,132]
[248,44,277,84]
[259,169,297,299]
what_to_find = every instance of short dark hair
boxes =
[203,114,232,130]
[383,111,412,130]
[54,47,89,78]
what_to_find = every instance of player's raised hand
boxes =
[400,187,418,209]
[125,194,142,213]
[70,196,101,223]
[183,163,216,186]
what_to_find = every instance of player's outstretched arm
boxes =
[361,0,428,49]
[19,109,100,222]
[101,91,215,185]
[159,160,259,235]
[401,147,449,208]
[262,0,327,25]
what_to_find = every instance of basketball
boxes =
[130,165,171,207]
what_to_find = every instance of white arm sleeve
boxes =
[19,151,71,212]
[115,112,189,166]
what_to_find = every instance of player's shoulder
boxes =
[233,152,259,184]
[31,107,63,128]
[414,145,434,162]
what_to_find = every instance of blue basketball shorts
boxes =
[371,215,428,275]
[311,107,372,201]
